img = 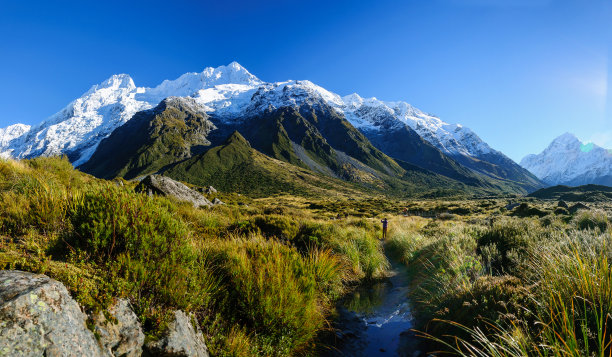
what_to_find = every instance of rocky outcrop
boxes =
[212,198,224,206]
[205,186,217,194]
[144,310,209,357]
[136,175,212,208]
[94,299,144,357]
[0,271,209,357]
[0,270,104,357]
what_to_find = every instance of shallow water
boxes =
[323,251,422,356]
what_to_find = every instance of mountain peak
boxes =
[89,74,136,93]
[545,132,584,152]
[551,132,580,144]
[223,130,250,147]
[200,62,261,86]
[521,132,612,186]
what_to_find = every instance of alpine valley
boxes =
[0,62,542,197]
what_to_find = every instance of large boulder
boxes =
[0,270,104,357]
[136,175,212,208]
[144,310,209,357]
[93,299,144,357]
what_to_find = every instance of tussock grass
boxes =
[0,157,388,355]
[388,206,612,356]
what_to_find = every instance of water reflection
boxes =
[323,256,422,356]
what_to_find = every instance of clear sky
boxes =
[0,0,609,162]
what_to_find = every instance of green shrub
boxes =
[294,222,386,280]
[572,209,609,232]
[477,218,538,276]
[511,203,547,218]
[208,236,324,355]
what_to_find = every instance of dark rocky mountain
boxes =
[81,96,533,197]
[80,97,215,179]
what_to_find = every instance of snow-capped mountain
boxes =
[0,61,532,188]
[520,133,612,186]
[0,124,31,158]
[340,93,493,158]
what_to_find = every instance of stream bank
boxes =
[322,245,423,356]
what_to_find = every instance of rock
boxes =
[135,175,212,208]
[0,270,104,357]
[557,200,569,209]
[205,186,217,194]
[569,202,590,214]
[212,198,225,206]
[94,299,144,357]
[505,202,519,210]
[144,310,209,357]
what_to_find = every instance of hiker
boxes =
[381,218,388,240]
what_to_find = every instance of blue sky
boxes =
[0,0,609,161]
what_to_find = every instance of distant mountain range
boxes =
[0,62,542,196]
[521,133,612,186]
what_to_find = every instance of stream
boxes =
[322,247,423,356]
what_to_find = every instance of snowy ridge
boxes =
[338,93,494,158]
[520,133,612,185]
[0,124,31,158]
[1,61,498,166]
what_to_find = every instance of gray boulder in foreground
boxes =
[94,299,144,357]
[136,175,213,208]
[0,270,104,357]
[144,310,209,357]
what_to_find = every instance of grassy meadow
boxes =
[1,156,610,356]
[387,203,612,356]
[0,157,388,356]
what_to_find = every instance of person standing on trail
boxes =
[381,218,388,240]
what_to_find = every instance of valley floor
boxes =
[1,157,611,356]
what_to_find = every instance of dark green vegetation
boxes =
[81,99,542,199]
[3,156,610,356]
[80,97,216,180]
[387,198,612,356]
[0,157,389,356]
[528,183,612,202]
[241,105,404,181]
[164,131,359,197]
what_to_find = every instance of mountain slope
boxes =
[520,133,612,186]
[527,184,612,202]
[80,97,216,179]
[80,99,481,197]
[340,93,542,191]
[233,104,405,181]
[163,131,374,197]
[0,61,540,193]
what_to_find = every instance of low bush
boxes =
[572,209,609,232]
